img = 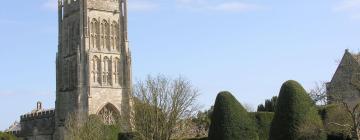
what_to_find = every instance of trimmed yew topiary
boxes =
[269,80,326,140]
[250,112,275,140]
[208,91,258,140]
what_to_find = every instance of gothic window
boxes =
[107,58,112,85]
[98,103,120,125]
[100,20,106,50]
[114,57,121,86]
[103,57,112,85]
[110,23,114,50]
[104,21,111,51]
[96,20,100,51]
[90,20,95,49]
[92,56,101,84]
[112,21,119,51]
[90,19,100,51]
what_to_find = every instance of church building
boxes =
[5,0,133,139]
[327,49,360,106]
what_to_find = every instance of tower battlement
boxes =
[20,109,55,121]
[20,102,55,121]
[59,0,80,17]
[87,0,121,12]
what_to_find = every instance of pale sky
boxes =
[1,0,360,130]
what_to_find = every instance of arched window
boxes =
[92,56,101,84]
[100,20,107,50]
[103,57,112,85]
[107,58,112,85]
[97,103,120,125]
[104,21,111,51]
[90,19,100,50]
[113,21,120,51]
[110,23,114,50]
[114,58,120,85]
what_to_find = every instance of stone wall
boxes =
[17,109,55,140]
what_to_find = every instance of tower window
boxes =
[92,56,101,85]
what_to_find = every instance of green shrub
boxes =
[208,91,258,140]
[104,125,122,140]
[269,80,326,140]
[0,131,17,140]
[250,112,274,140]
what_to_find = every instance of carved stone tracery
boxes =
[91,55,123,87]
[90,18,119,52]
[98,103,120,125]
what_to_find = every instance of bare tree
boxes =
[243,103,255,112]
[133,75,200,140]
[309,82,327,105]
[326,92,360,140]
[65,114,105,140]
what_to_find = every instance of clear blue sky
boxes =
[1,0,360,130]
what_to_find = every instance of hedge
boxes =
[250,112,274,140]
[269,80,326,140]
[208,91,258,140]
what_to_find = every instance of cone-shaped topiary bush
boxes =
[208,91,258,140]
[269,80,326,140]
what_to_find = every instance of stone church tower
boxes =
[55,0,132,138]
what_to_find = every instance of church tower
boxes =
[55,0,132,138]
